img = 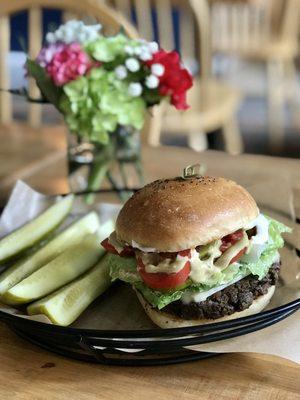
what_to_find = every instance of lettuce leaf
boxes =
[134,281,184,309]
[107,253,140,283]
[266,215,291,251]
[243,249,279,280]
[109,215,291,309]
[240,215,291,280]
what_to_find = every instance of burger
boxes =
[101,171,290,328]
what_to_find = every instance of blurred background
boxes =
[1,0,299,157]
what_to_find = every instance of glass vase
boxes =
[67,125,144,203]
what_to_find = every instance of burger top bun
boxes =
[116,176,259,252]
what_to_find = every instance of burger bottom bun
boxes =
[135,285,275,329]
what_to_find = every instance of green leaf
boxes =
[243,249,279,280]
[107,254,140,283]
[26,59,63,111]
[134,282,184,309]
[265,215,291,251]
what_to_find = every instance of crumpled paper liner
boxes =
[0,180,299,363]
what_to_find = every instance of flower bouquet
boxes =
[27,20,193,201]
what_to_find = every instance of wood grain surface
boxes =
[0,321,299,400]
[0,123,299,399]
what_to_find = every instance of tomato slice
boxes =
[101,238,119,255]
[137,258,191,290]
[120,246,135,257]
[178,249,191,258]
[101,238,135,257]
[230,247,247,264]
[220,229,244,253]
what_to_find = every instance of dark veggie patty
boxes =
[163,262,280,320]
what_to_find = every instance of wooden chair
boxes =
[210,0,300,150]
[107,0,243,154]
[0,0,138,128]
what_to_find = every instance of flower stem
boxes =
[134,157,145,186]
[85,159,110,205]
[118,161,134,200]
[106,170,129,201]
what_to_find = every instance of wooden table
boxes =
[0,124,300,399]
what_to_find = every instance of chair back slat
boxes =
[0,15,12,124]
[113,0,132,21]
[63,11,79,22]
[155,0,174,51]
[28,7,42,128]
[281,0,300,41]
[179,6,196,70]
[189,0,212,78]
[211,0,298,54]
[133,0,153,40]
[239,5,251,49]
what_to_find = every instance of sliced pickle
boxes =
[1,232,106,305]
[0,195,74,263]
[27,254,112,326]
[0,212,101,296]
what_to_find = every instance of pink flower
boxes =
[46,43,93,86]
[36,43,64,68]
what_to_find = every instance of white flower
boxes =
[128,82,143,97]
[54,29,64,41]
[133,46,142,56]
[145,75,159,89]
[46,32,55,44]
[139,50,152,61]
[115,65,128,80]
[77,31,88,44]
[125,58,140,72]
[124,45,135,55]
[64,28,76,44]
[148,41,159,54]
[151,63,165,77]
[46,20,102,45]
[87,30,99,42]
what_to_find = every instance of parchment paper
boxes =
[0,180,299,363]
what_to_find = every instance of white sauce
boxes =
[242,214,269,263]
[250,214,269,245]
[181,271,247,304]
[131,240,159,253]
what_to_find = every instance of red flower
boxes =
[146,50,193,110]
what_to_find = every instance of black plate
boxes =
[0,299,298,365]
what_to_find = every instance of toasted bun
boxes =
[116,176,259,252]
[136,286,275,329]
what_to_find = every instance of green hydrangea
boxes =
[60,68,146,144]
[85,34,140,63]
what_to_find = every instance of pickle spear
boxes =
[1,232,106,305]
[0,195,74,263]
[27,254,112,326]
[0,212,101,296]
